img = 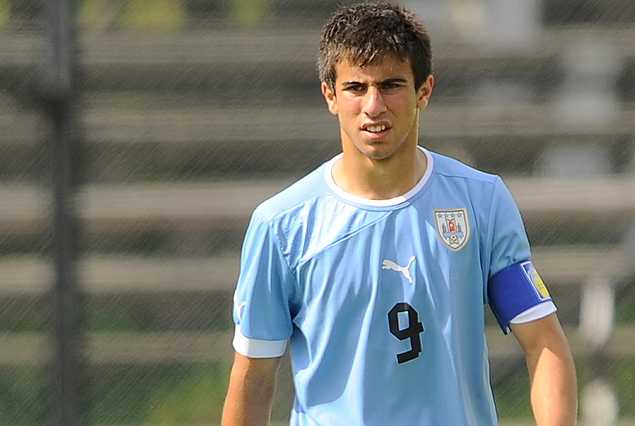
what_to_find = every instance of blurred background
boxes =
[1,0,634,425]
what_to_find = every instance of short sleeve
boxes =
[487,178,531,278]
[486,178,553,333]
[232,209,297,355]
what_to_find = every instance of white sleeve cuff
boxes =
[232,325,287,358]
[509,301,557,324]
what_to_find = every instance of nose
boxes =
[362,86,387,117]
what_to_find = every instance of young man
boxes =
[223,3,577,425]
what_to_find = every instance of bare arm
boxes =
[510,313,578,426]
[222,351,282,426]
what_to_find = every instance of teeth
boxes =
[367,125,386,133]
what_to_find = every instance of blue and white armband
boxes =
[488,260,557,334]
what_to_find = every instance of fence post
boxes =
[45,0,83,425]
[579,277,618,426]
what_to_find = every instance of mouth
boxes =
[366,124,386,133]
[362,123,390,135]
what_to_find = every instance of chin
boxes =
[361,147,396,162]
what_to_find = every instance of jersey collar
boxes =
[324,146,434,208]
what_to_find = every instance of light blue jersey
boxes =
[232,148,555,426]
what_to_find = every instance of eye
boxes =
[343,83,366,94]
[381,82,402,91]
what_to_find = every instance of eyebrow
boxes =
[340,77,409,87]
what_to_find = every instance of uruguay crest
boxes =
[433,208,470,251]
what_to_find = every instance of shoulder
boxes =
[429,151,500,186]
[425,151,518,219]
[245,161,343,266]
[254,162,331,222]
[427,151,507,202]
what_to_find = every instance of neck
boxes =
[332,146,427,200]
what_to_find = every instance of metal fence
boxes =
[1,0,634,425]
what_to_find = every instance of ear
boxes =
[321,82,339,115]
[416,74,434,109]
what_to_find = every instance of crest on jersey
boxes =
[433,208,470,251]
[521,261,551,300]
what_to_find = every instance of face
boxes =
[322,56,433,162]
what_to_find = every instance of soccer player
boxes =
[222,3,577,425]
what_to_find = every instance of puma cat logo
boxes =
[382,256,416,284]
[233,291,247,321]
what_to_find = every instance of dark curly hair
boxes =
[318,2,432,92]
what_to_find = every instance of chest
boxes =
[293,208,484,316]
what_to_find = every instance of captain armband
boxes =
[488,261,556,334]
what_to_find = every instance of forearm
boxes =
[222,353,281,426]
[526,339,577,426]
[511,315,578,426]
